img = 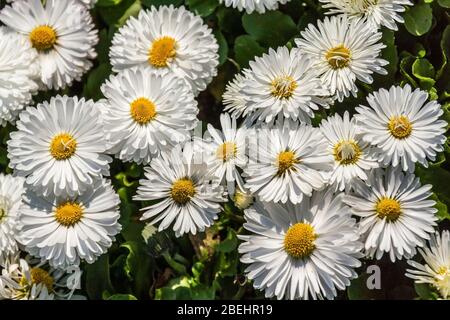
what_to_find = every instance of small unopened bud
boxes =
[233,189,254,210]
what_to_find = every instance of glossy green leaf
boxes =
[404,4,433,36]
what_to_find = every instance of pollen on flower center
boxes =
[171,178,196,205]
[50,133,77,160]
[333,140,361,165]
[29,25,57,51]
[55,202,83,227]
[216,142,237,161]
[29,268,54,292]
[148,36,177,68]
[277,151,298,175]
[271,76,298,99]
[326,44,351,69]
[388,115,412,139]
[284,223,316,259]
[376,197,401,222]
[130,97,157,125]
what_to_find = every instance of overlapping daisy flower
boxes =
[223,47,330,124]
[7,95,111,197]
[110,5,219,95]
[0,26,38,127]
[319,0,413,31]
[0,174,24,265]
[134,143,226,237]
[0,0,98,90]
[295,15,388,101]
[0,0,448,302]
[239,189,362,300]
[219,0,291,14]
[0,256,83,300]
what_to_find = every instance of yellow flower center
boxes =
[271,76,298,99]
[233,190,254,210]
[130,97,157,125]
[284,223,316,259]
[0,208,5,221]
[171,178,196,205]
[50,133,77,160]
[276,151,298,175]
[333,140,361,165]
[29,268,54,292]
[216,142,237,161]
[29,25,57,51]
[326,44,351,69]
[55,202,83,227]
[434,266,450,298]
[148,36,177,68]
[375,198,401,222]
[388,115,412,139]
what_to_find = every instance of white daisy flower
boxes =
[0,27,38,127]
[0,174,24,265]
[0,0,98,90]
[406,230,450,299]
[18,179,121,268]
[239,189,362,300]
[319,0,413,31]
[79,0,97,7]
[7,95,111,197]
[344,167,438,262]
[219,0,290,14]
[0,256,83,300]
[295,15,388,102]
[355,85,447,172]
[110,5,219,95]
[319,111,379,191]
[134,143,226,238]
[244,120,333,204]
[223,47,330,124]
[222,73,248,120]
[201,113,248,195]
[101,67,198,165]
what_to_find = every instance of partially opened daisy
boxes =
[244,120,333,204]
[319,0,412,31]
[406,230,450,299]
[0,0,98,90]
[7,95,111,197]
[0,27,38,127]
[344,167,438,262]
[101,67,198,165]
[201,113,248,195]
[0,256,83,300]
[295,15,388,102]
[223,47,330,124]
[110,5,219,95]
[134,143,226,237]
[239,189,362,300]
[219,0,290,14]
[319,111,379,191]
[18,179,121,268]
[355,85,447,172]
[0,174,24,265]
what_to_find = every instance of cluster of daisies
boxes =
[0,0,449,300]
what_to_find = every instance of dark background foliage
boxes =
[0,0,449,300]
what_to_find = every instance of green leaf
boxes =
[438,0,450,8]
[347,273,384,300]
[404,4,433,36]
[120,241,154,299]
[141,0,184,8]
[186,0,219,17]
[117,0,142,26]
[399,55,418,87]
[416,166,450,207]
[412,58,435,90]
[216,229,238,253]
[85,254,114,300]
[98,0,136,26]
[106,294,138,300]
[233,35,265,68]
[84,63,111,100]
[97,0,124,7]
[414,283,436,300]
[214,31,229,66]
[242,11,298,47]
